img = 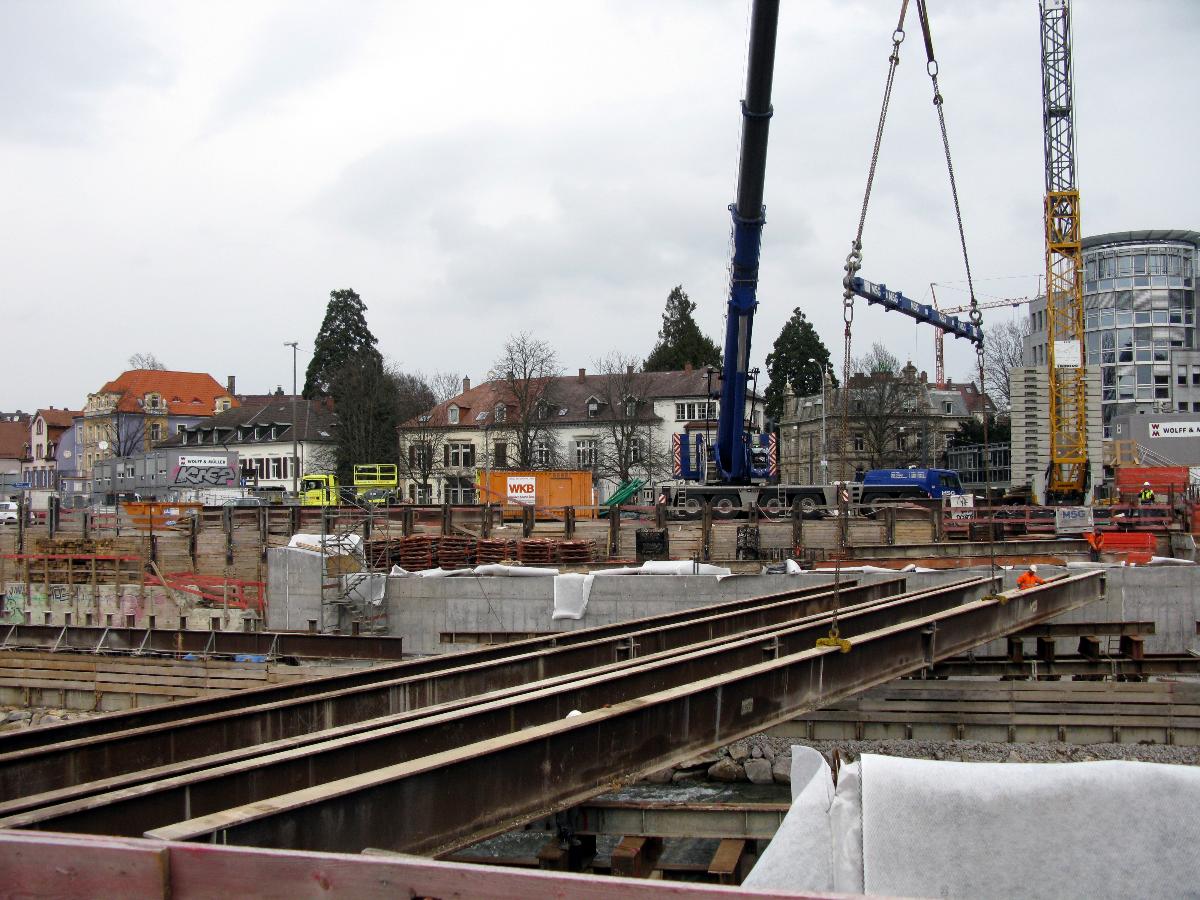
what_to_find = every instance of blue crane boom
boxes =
[712,0,780,485]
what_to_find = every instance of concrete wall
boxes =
[265,547,1200,659]
[1,581,255,631]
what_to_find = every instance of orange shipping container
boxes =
[474,470,596,519]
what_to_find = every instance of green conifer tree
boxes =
[644,286,722,372]
[303,289,382,399]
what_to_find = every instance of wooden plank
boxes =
[0,832,168,898]
[707,838,747,885]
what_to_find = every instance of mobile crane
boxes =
[659,0,964,520]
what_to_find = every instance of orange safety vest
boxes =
[1016,570,1045,590]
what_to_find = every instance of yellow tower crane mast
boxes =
[1039,0,1089,503]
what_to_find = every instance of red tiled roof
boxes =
[400,369,724,429]
[94,370,237,416]
[37,409,81,429]
[0,421,27,461]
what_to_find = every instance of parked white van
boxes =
[0,501,18,524]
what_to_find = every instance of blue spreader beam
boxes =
[848,276,983,344]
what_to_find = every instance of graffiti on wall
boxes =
[172,454,236,486]
[3,584,26,624]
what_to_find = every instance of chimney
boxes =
[226,376,236,395]
[920,370,927,383]
[577,368,586,382]
[626,365,635,375]
[462,376,471,393]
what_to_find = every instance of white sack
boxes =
[552,573,595,620]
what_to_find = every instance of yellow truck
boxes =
[299,464,399,507]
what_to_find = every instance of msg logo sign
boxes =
[506,476,537,506]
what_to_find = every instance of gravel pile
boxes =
[0,706,98,731]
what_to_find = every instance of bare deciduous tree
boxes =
[127,353,166,371]
[977,317,1031,411]
[591,352,668,488]
[488,332,562,470]
[428,371,464,405]
[840,343,924,471]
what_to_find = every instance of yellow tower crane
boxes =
[1039,0,1089,503]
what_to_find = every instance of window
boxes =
[534,441,550,466]
[629,438,643,464]
[269,457,283,480]
[35,420,43,435]
[494,404,507,423]
[674,401,717,421]
[408,442,432,469]
[896,434,907,451]
[853,434,865,452]
[587,400,599,418]
[447,406,460,425]
[1180,366,1189,386]
[445,442,476,468]
[493,442,508,468]
[624,400,637,418]
[942,401,953,414]
[575,439,597,468]
[150,423,162,442]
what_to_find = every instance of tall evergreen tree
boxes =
[763,307,836,422]
[303,289,382,398]
[644,285,722,372]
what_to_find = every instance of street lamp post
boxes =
[284,342,299,496]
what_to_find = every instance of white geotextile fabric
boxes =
[746,750,1200,899]
[551,573,595,620]
[472,563,559,577]
[637,560,732,578]
[742,747,835,892]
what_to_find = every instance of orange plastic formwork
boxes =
[474,470,597,520]
[120,502,203,530]
[1114,466,1190,498]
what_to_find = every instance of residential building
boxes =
[0,413,30,497]
[397,367,762,505]
[779,364,994,483]
[79,370,238,478]
[20,408,82,509]
[159,392,338,494]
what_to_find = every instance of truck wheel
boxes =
[859,492,882,519]
[672,497,703,521]
[759,497,786,519]
[712,497,740,519]
[798,496,823,518]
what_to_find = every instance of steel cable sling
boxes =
[913,0,999,584]
[824,0,910,653]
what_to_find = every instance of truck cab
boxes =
[859,468,963,502]
[299,474,339,507]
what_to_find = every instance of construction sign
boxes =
[1148,421,1200,439]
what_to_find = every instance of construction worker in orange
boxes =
[1017,564,1046,590]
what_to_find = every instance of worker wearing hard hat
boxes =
[1138,482,1156,504]
[1016,564,1046,590]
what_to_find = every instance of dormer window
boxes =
[624,399,637,418]
[447,405,460,425]
[494,404,507,423]
[587,400,599,418]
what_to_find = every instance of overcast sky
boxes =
[2,0,1196,412]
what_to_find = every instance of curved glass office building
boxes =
[1026,229,1200,435]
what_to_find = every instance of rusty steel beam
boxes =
[0,623,407,661]
[0,578,898,804]
[144,573,1104,855]
[1007,620,1154,639]
[927,654,1200,677]
[0,576,855,755]
[0,579,984,832]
